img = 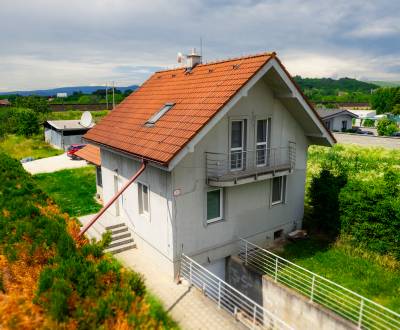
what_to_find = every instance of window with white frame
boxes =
[138,182,149,215]
[206,188,223,223]
[256,118,271,166]
[271,176,287,205]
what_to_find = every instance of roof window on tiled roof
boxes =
[145,102,175,127]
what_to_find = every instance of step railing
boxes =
[239,238,400,330]
[180,254,293,330]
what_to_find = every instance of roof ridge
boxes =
[155,51,276,74]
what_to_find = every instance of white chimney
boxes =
[185,48,202,69]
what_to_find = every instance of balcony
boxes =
[206,142,296,187]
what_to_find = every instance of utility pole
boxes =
[112,81,115,110]
[105,83,109,110]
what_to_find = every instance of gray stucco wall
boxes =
[324,114,353,132]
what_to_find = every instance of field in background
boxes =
[0,134,63,160]
[47,110,109,123]
[33,166,102,217]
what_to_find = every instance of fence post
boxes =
[310,275,316,302]
[252,305,257,329]
[202,283,207,296]
[218,282,221,309]
[189,259,193,285]
[358,298,364,329]
[274,258,279,282]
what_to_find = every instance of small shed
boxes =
[44,120,94,150]
[316,108,358,132]
[75,145,103,202]
[0,99,11,107]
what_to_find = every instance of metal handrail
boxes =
[180,254,293,330]
[239,238,400,330]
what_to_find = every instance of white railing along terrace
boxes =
[180,254,293,330]
[239,238,400,330]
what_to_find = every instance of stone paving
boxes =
[117,249,245,330]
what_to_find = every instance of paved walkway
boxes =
[23,153,88,174]
[117,249,245,330]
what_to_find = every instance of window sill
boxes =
[206,218,225,226]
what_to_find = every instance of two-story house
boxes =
[82,51,334,280]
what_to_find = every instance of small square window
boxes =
[138,182,149,215]
[271,176,286,205]
[274,229,283,240]
[207,188,223,223]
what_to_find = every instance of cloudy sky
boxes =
[1,0,400,91]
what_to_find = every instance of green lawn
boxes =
[277,238,400,313]
[47,110,109,123]
[33,166,102,217]
[0,134,63,160]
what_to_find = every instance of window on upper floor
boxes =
[206,188,223,223]
[256,118,271,166]
[271,176,287,205]
[138,182,149,215]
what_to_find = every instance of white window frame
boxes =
[255,118,271,167]
[271,176,287,206]
[138,181,150,217]
[206,188,224,224]
[229,119,246,171]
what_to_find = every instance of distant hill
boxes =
[368,81,400,87]
[293,76,378,93]
[0,85,139,97]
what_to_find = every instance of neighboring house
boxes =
[44,120,94,150]
[75,144,103,202]
[83,52,334,279]
[0,99,11,107]
[316,108,358,132]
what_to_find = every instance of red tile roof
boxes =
[75,145,101,166]
[84,53,275,165]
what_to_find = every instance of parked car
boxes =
[392,132,400,137]
[20,156,35,163]
[67,144,86,160]
[352,127,374,135]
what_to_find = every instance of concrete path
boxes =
[117,249,245,330]
[23,153,88,174]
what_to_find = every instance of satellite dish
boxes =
[80,111,93,128]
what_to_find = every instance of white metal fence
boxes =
[180,254,293,330]
[239,238,400,330]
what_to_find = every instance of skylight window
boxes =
[145,102,175,126]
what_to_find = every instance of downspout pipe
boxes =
[78,160,147,238]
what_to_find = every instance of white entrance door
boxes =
[256,118,271,166]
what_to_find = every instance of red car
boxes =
[67,144,86,160]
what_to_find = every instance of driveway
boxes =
[23,153,88,175]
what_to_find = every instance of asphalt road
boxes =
[333,133,400,149]
[23,153,88,174]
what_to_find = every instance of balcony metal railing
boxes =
[239,238,400,330]
[180,254,293,330]
[205,142,296,185]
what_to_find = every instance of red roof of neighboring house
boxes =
[84,53,275,165]
[0,99,11,106]
[75,145,101,166]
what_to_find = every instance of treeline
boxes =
[49,88,133,104]
[294,76,378,103]
[371,87,400,114]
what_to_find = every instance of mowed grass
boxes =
[0,134,63,160]
[278,238,400,313]
[33,166,102,217]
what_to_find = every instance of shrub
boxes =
[339,169,400,259]
[14,95,50,114]
[362,118,375,127]
[14,108,41,136]
[308,168,347,235]
[377,118,399,136]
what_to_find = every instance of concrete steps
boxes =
[104,223,136,255]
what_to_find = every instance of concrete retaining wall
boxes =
[262,275,357,330]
